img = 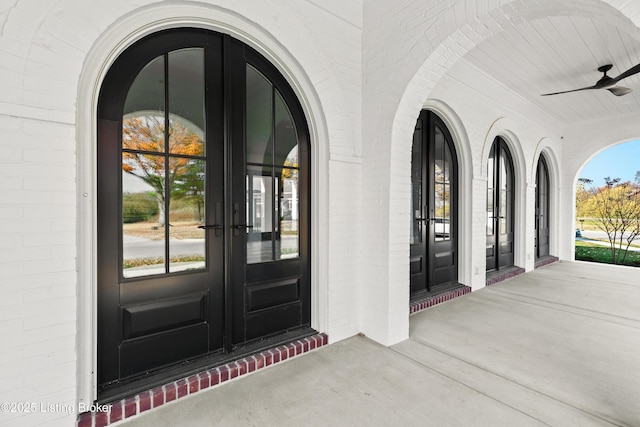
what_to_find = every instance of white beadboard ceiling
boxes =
[462,16,640,125]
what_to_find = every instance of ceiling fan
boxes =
[541,63,640,96]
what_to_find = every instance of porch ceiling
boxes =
[462,15,640,126]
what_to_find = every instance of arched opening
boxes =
[96,28,312,400]
[410,110,459,299]
[535,154,551,260]
[486,137,515,272]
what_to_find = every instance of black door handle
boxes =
[198,225,222,230]
[198,202,223,236]
[233,224,254,229]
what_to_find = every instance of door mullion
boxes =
[224,36,247,347]
[426,111,435,290]
[164,52,171,274]
[494,143,499,271]
[271,87,277,262]
[222,36,234,351]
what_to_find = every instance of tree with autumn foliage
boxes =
[578,174,640,264]
[122,115,204,226]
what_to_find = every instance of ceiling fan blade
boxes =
[607,86,632,96]
[540,85,597,96]
[612,63,640,83]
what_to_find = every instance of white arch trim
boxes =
[76,3,330,405]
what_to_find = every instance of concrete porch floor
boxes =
[119,261,640,426]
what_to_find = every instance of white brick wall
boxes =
[2,0,639,424]
[1,0,362,425]
[0,92,77,426]
[328,157,362,341]
[360,0,629,344]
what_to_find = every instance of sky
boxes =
[579,140,640,184]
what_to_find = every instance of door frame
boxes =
[485,136,515,272]
[481,124,527,274]
[76,9,330,406]
[95,28,312,400]
[535,154,551,259]
[410,109,459,298]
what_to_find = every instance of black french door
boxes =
[535,155,550,259]
[410,110,458,297]
[486,137,514,271]
[97,29,310,396]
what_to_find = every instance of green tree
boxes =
[576,178,594,218]
[171,159,205,221]
[581,174,640,264]
[122,116,204,225]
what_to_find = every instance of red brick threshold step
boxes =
[486,267,525,287]
[77,333,328,427]
[410,286,472,314]
[535,256,559,269]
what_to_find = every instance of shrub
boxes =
[123,192,158,223]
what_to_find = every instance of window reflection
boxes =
[247,168,274,264]
[246,66,273,164]
[246,63,300,264]
[411,129,422,245]
[169,158,206,273]
[487,145,495,236]
[121,48,207,278]
[279,166,299,259]
[434,127,451,242]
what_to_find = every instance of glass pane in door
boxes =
[166,49,207,273]
[434,127,451,241]
[277,166,299,259]
[411,128,422,245]
[486,145,495,236]
[246,66,273,165]
[169,158,206,273]
[168,48,205,155]
[122,153,166,278]
[121,55,167,278]
[247,166,274,263]
[121,49,209,278]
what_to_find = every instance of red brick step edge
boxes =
[77,333,328,427]
[409,286,472,314]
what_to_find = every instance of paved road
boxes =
[580,229,640,242]
[123,235,205,258]
[577,237,640,252]
[123,235,299,259]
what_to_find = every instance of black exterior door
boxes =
[410,110,458,297]
[97,29,310,397]
[535,155,550,259]
[486,137,515,271]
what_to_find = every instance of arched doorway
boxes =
[410,110,458,298]
[535,155,550,259]
[486,137,515,272]
[97,28,311,398]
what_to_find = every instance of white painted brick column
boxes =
[471,177,490,290]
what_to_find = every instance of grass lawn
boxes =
[575,240,640,267]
